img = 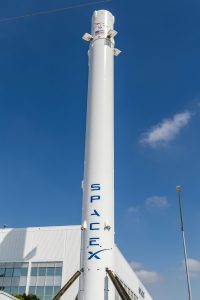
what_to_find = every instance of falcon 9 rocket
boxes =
[79,10,120,300]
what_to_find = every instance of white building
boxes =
[0,226,152,300]
[0,291,19,300]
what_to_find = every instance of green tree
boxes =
[13,294,40,300]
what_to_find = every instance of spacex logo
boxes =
[88,249,110,260]
[87,183,111,260]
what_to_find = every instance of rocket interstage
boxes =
[79,10,120,300]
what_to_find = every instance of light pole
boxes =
[176,186,192,300]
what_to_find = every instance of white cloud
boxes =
[130,261,143,270]
[185,258,200,276]
[127,207,139,213]
[145,196,169,208]
[136,270,161,284]
[130,261,161,284]
[127,207,140,223]
[140,111,191,148]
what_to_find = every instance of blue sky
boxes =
[0,0,200,299]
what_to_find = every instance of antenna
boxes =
[176,186,192,300]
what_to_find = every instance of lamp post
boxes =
[176,186,192,300]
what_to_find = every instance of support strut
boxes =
[52,270,81,300]
[106,269,131,300]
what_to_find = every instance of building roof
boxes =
[0,225,81,233]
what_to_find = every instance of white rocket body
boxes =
[79,10,116,300]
